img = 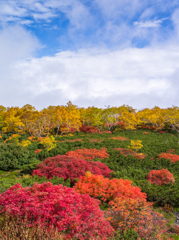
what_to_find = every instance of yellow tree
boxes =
[19,104,36,134]
[128,140,143,153]
[54,105,66,136]
[62,101,81,133]
[83,107,94,126]
[118,112,140,130]
[0,105,6,130]
[137,107,167,131]
[2,107,25,133]
[33,111,52,137]
[87,107,104,132]
[102,107,120,131]
[165,106,179,134]
[20,111,36,135]
[117,104,136,114]
[79,107,87,126]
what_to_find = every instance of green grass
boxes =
[0,128,179,239]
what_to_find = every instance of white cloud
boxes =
[0,0,179,110]
[172,8,179,34]
[0,25,40,63]
[0,44,179,110]
[93,0,142,20]
[0,0,92,28]
[134,18,168,28]
[0,25,41,107]
[20,20,33,25]
[139,7,154,20]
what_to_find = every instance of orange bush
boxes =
[104,197,169,239]
[167,149,176,154]
[35,149,42,154]
[66,148,109,160]
[37,137,44,142]
[158,153,179,163]
[89,139,104,142]
[27,136,36,142]
[146,169,175,185]
[109,136,130,141]
[59,139,83,142]
[73,173,146,205]
[113,148,147,160]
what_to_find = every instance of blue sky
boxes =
[0,0,179,110]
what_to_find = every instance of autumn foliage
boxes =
[158,152,179,163]
[104,197,169,239]
[79,124,98,133]
[0,182,115,240]
[73,173,146,205]
[89,139,104,142]
[113,148,147,160]
[109,136,130,141]
[146,169,175,185]
[35,149,42,154]
[32,155,113,183]
[66,147,109,161]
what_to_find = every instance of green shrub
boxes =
[0,174,71,193]
[0,143,38,171]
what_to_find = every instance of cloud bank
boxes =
[0,0,179,110]
[1,42,179,110]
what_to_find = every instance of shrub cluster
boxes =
[89,139,104,142]
[113,148,147,160]
[146,169,175,186]
[105,197,169,239]
[0,182,115,239]
[79,124,98,133]
[158,153,179,163]
[32,155,113,184]
[109,136,130,141]
[66,147,109,160]
[73,173,146,205]
[0,143,37,171]
[0,174,71,194]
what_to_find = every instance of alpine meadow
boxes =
[0,103,179,239]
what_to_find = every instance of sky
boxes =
[0,0,179,110]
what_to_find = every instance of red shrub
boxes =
[0,182,115,240]
[140,124,156,130]
[109,136,130,141]
[66,148,109,161]
[35,149,42,154]
[115,122,125,127]
[64,139,83,142]
[146,169,175,185]
[104,197,169,239]
[113,148,147,160]
[167,149,176,154]
[158,153,179,163]
[79,124,98,133]
[32,155,113,183]
[99,131,112,134]
[90,139,104,142]
[73,173,147,205]
[68,127,78,133]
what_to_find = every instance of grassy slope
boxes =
[0,128,179,239]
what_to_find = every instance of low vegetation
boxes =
[0,103,179,239]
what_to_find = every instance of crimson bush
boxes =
[146,169,175,185]
[0,182,115,240]
[32,155,113,183]
[79,124,98,133]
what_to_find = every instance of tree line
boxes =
[0,101,179,136]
